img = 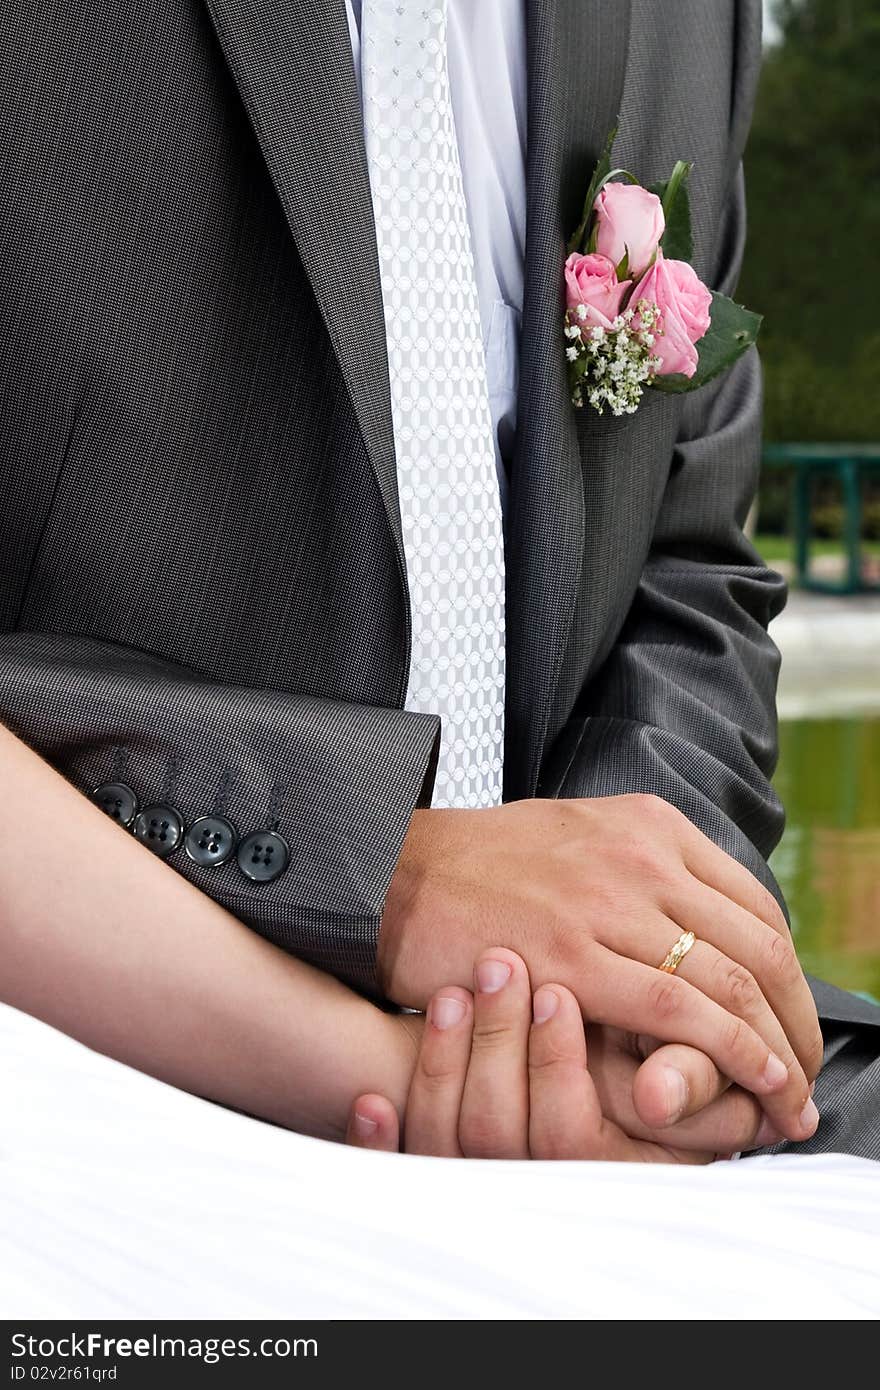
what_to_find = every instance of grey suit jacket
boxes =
[0,0,870,1026]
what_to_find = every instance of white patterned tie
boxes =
[361,0,506,809]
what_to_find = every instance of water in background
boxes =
[772,717,880,1000]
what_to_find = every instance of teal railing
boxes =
[762,443,880,594]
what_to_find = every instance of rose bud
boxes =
[594,182,665,279]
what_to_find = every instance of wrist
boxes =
[325,1002,422,1143]
[378,808,431,996]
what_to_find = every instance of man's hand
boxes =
[348,948,769,1160]
[379,796,822,1144]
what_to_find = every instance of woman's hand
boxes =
[349,948,729,1162]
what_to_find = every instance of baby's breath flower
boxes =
[565,301,665,415]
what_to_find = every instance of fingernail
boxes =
[532,987,559,1024]
[809,1080,816,1097]
[353,1111,378,1138]
[661,1066,688,1123]
[754,1115,784,1148]
[799,1097,820,1136]
[761,1053,789,1090]
[430,994,467,1031]
[475,958,512,994]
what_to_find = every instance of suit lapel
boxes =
[505,0,632,798]
[203,0,405,575]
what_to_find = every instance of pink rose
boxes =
[629,251,712,378]
[594,182,665,279]
[564,252,631,333]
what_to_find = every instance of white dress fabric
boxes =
[361,0,507,809]
[3,1004,880,1320]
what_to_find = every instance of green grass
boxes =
[755,534,880,565]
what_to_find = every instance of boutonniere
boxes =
[564,128,761,415]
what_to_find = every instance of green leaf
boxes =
[660,160,692,224]
[567,125,620,255]
[648,164,694,264]
[650,292,762,394]
[615,249,630,280]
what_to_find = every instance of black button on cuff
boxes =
[91,781,138,828]
[133,803,185,858]
[236,829,290,883]
[185,815,237,868]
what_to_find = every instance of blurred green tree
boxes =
[740,0,880,442]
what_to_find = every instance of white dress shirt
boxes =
[346,0,527,496]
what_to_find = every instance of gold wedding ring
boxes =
[658,930,696,975]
